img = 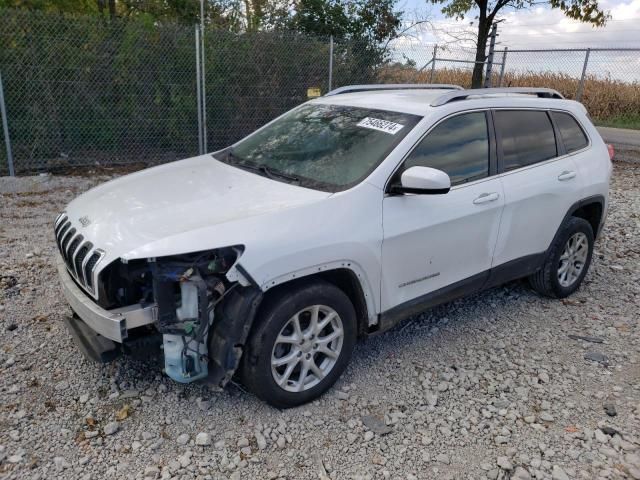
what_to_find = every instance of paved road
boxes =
[597,126,640,147]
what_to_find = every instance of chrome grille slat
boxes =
[60,227,76,254]
[53,213,105,299]
[74,242,92,283]
[66,234,83,272]
[84,251,104,289]
[56,221,71,247]
[54,213,68,230]
[80,245,95,286]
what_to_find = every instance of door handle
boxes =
[558,170,577,181]
[473,192,500,205]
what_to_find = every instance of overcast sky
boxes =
[386,0,639,81]
[398,0,640,49]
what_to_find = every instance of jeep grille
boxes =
[54,213,105,298]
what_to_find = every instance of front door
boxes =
[380,111,504,312]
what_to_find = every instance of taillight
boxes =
[607,144,615,161]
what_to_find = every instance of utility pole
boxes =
[483,22,498,88]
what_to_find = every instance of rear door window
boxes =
[403,112,489,186]
[552,111,589,153]
[495,110,557,171]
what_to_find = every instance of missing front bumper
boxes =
[56,254,156,342]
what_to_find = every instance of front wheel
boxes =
[529,216,594,298]
[240,280,357,408]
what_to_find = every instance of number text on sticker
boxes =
[357,117,404,135]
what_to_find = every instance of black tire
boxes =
[240,280,357,408]
[529,216,594,298]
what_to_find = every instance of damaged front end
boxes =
[99,247,262,387]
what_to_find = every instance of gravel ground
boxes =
[1,160,639,480]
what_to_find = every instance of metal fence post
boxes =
[0,72,14,176]
[195,25,203,155]
[200,18,207,152]
[498,47,508,87]
[576,48,591,101]
[328,35,334,92]
[484,22,498,88]
[429,44,438,83]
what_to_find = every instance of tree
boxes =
[428,0,609,87]
[291,0,401,44]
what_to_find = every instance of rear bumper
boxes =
[57,254,156,342]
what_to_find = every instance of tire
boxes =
[240,280,357,408]
[529,216,594,298]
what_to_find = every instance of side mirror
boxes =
[390,166,451,195]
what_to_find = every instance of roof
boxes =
[312,89,454,116]
[312,86,572,116]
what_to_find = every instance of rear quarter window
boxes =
[495,110,557,171]
[551,111,589,153]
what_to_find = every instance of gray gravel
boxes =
[1,161,639,480]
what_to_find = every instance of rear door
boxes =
[492,109,584,267]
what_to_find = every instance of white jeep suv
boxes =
[55,85,612,407]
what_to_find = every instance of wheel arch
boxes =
[258,263,376,335]
[541,194,604,266]
[569,196,604,239]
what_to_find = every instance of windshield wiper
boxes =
[235,160,300,184]
[223,150,301,184]
[257,165,300,183]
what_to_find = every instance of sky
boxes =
[387,0,640,81]
[396,0,640,49]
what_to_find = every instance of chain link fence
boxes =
[1,8,639,175]
[0,9,200,175]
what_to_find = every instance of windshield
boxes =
[217,103,421,191]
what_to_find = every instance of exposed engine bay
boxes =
[97,247,262,386]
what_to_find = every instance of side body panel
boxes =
[567,111,613,232]
[494,154,583,265]
[380,177,505,311]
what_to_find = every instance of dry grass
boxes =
[378,64,640,124]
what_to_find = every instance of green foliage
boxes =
[291,0,401,44]
[0,9,199,171]
[0,8,385,173]
[596,114,640,130]
[0,0,98,14]
[430,0,608,25]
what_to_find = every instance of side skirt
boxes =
[375,252,545,334]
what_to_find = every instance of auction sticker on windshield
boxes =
[357,117,404,135]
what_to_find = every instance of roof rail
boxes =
[325,84,463,96]
[431,87,564,106]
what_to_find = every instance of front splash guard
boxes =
[207,286,263,388]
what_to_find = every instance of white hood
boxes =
[64,155,330,262]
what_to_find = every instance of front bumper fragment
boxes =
[57,254,157,342]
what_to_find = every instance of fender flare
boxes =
[236,259,379,327]
[546,194,605,256]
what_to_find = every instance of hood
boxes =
[64,155,330,260]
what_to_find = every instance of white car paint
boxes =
[59,87,611,332]
[492,151,583,266]
[381,175,505,311]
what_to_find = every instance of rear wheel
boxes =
[529,216,594,298]
[240,280,356,408]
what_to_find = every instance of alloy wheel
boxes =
[557,232,589,287]
[271,305,344,393]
